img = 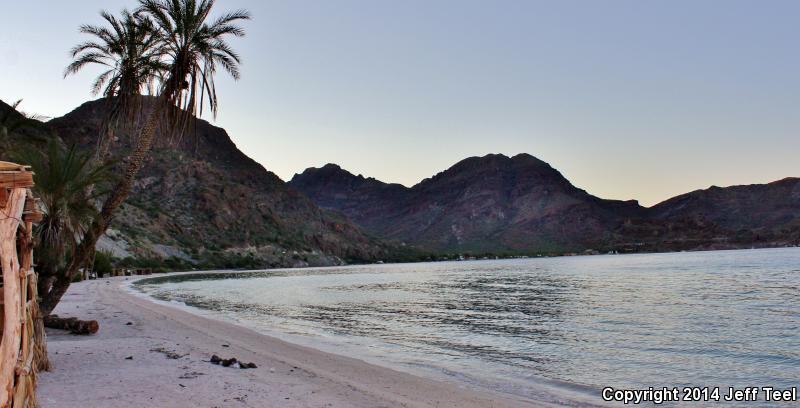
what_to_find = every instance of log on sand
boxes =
[43,315,99,335]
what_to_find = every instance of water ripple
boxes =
[136,248,800,405]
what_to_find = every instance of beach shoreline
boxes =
[37,275,600,408]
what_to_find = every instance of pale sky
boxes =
[2,1,798,206]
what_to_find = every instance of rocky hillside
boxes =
[291,154,646,252]
[289,163,411,233]
[291,154,800,253]
[0,99,53,152]
[3,98,389,267]
[646,178,800,246]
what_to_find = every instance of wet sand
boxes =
[37,276,567,407]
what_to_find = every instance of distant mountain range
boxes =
[3,97,798,267]
[290,154,800,254]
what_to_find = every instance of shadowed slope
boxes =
[43,98,388,266]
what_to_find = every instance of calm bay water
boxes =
[135,248,800,404]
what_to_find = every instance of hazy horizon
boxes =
[2,0,798,206]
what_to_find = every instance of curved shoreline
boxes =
[37,274,604,407]
[129,268,604,404]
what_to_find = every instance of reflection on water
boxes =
[136,248,800,404]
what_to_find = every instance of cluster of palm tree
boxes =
[12,141,113,298]
[35,0,250,315]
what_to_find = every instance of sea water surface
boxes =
[134,248,800,405]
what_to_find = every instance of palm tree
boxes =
[42,0,250,315]
[66,10,165,100]
[12,140,111,298]
[64,9,166,158]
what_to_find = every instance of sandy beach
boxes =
[36,276,584,408]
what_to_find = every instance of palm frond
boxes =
[66,8,166,99]
[137,0,249,125]
[9,140,112,268]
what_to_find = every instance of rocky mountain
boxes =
[6,97,798,261]
[0,99,52,152]
[3,98,389,267]
[291,154,645,253]
[289,163,412,235]
[291,154,800,253]
[647,178,800,245]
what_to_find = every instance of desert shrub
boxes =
[93,251,114,276]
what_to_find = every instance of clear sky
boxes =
[2,1,798,206]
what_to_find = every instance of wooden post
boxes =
[0,162,43,407]
[0,188,27,406]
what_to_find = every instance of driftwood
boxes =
[0,161,42,407]
[43,315,99,335]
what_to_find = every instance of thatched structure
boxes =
[0,161,44,407]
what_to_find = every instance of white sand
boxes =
[37,276,599,407]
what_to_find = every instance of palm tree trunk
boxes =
[39,274,72,317]
[36,264,56,303]
[96,121,116,162]
[39,101,165,316]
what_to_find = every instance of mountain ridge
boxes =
[290,154,800,253]
[6,97,798,261]
[3,97,392,268]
